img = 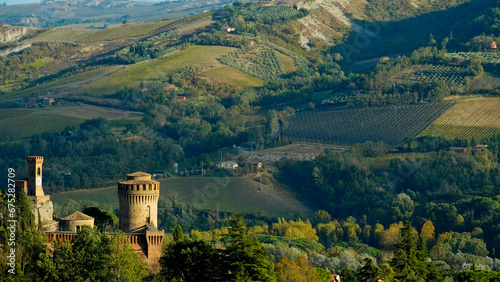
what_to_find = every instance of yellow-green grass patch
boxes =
[275,51,297,74]
[76,21,174,43]
[418,97,500,140]
[28,29,98,43]
[201,66,264,87]
[84,45,236,94]
[178,18,214,35]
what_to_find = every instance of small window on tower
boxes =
[37,168,41,176]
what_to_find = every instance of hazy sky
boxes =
[3,0,38,5]
[2,0,159,5]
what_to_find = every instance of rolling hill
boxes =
[51,176,313,217]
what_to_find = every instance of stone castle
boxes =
[15,156,164,271]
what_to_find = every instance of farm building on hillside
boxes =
[475,144,488,148]
[450,147,467,153]
[217,161,238,170]
[240,161,262,169]
[43,97,55,105]
[220,27,236,32]
[176,96,186,101]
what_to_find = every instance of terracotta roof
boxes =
[60,211,94,221]
[127,171,151,177]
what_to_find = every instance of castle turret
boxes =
[118,172,160,233]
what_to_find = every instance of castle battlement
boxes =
[27,156,44,161]
[46,231,163,272]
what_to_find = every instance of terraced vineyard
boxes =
[282,102,455,146]
[276,52,298,74]
[219,46,284,79]
[446,52,500,63]
[418,97,500,140]
[392,64,470,86]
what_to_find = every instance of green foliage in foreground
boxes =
[158,214,276,281]
[456,269,500,281]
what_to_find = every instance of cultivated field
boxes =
[391,64,470,86]
[28,21,175,43]
[446,52,500,64]
[51,176,312,217]
[201,66,264,88]
[276,52,298,74]
[282,102,455,146]
[417,97,500,140]
[0,105,142,142]
[245,143,348,164]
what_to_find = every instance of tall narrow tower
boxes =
[27,156,44,197]
[118,172,160,233]
[14,156,58,231]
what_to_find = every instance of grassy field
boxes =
[28,21,173,43]
[0,109,83,141]
[417,97,500,140]
[9,66,125,98]
[84,45,236,94]
[28,29,98,43]
[275,51,298,74]
[51,177,312,217]
[201,66,264,88]
[78,21,174,43]
[0,105,142,141]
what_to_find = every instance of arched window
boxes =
[37,167,41,176]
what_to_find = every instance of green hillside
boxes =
[0,105,142,141]
[51,177,312,217]
[82,45,237,95]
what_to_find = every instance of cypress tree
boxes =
[390,221,427,281]
[358,258,381,282]
[340,268,357,282]
[17,189,34,230]
[225,213,276,282]
[173,224,184,243]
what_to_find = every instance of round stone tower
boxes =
[118,172,160,233]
